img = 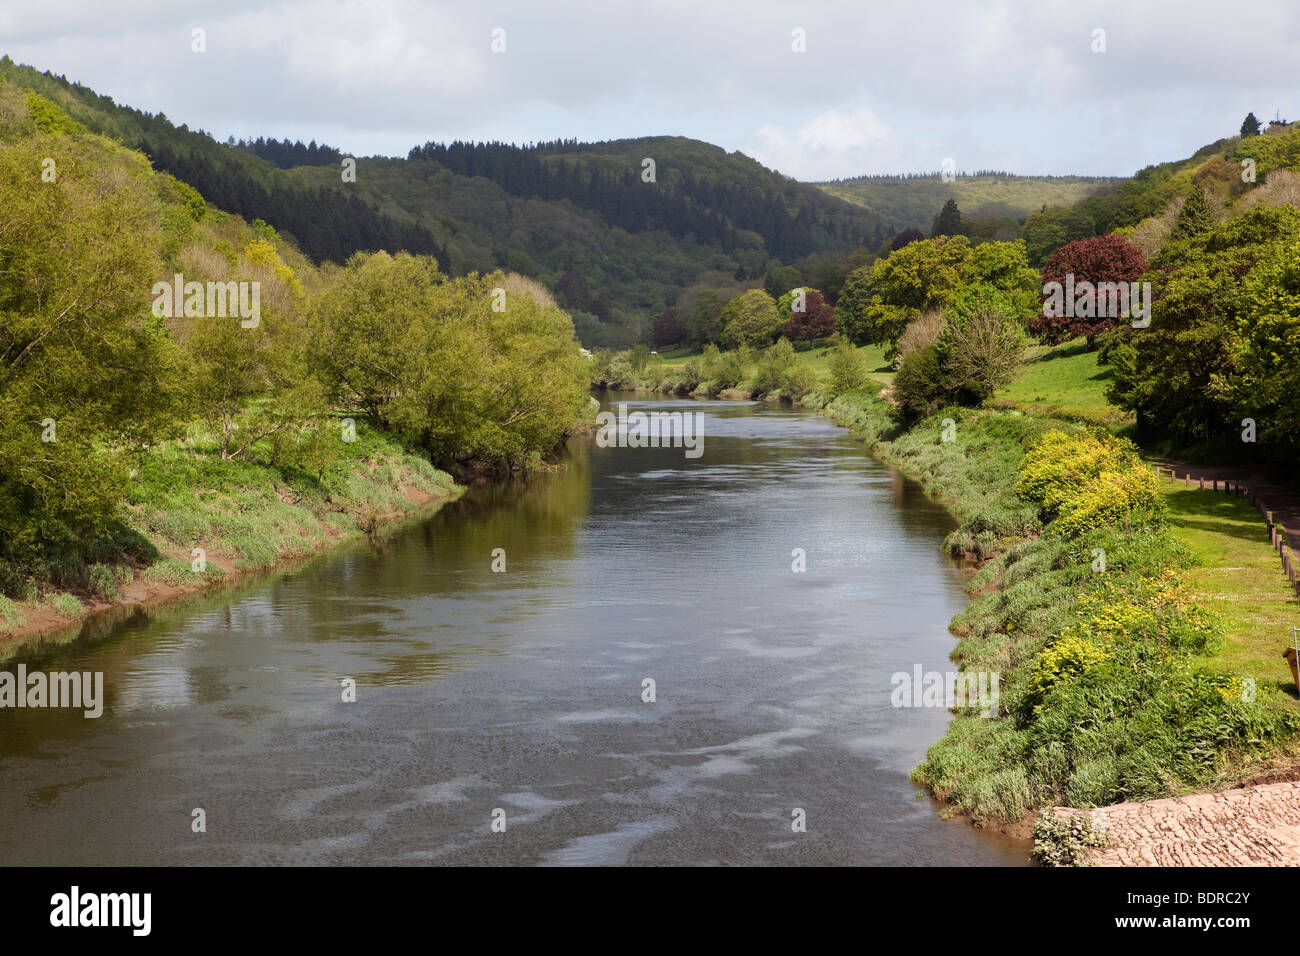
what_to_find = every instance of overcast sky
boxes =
[3,0,1297,181]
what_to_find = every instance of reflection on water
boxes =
[0,394,1028,865]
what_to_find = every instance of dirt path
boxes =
[1059,782,1300,866]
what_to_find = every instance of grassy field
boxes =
[993,341,1123,421]
[817,174,1118,235]
[658,342,895,383]
[660,336,1121,418]
[1163,482,1300,694]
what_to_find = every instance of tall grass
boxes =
[128,424,458,572]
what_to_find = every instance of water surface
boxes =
[0,395,1027,865]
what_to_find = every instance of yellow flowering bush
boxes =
[243,239,304,297]
[1018,429,1163,536]
[1026,631,1111,708]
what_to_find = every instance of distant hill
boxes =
[818,173,1118,235]
[0,58,887,347]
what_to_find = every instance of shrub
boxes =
[43,592,83,617]
[752,338,800,396]
[676,361,704,393]
[1032,810,1106,866]
[1018,430,1163,535]
[827,335,870,394]
[1052,465,1163,537]
[0,595,24,631]
[705,345,754,389]
[891,345,949,421]
[938,284,1027,404]
[782,363,818,399]
[85,562,121,601]
[142,558,201,587]
[1025,632,1112,712]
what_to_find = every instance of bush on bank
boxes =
[818,390,1299,823]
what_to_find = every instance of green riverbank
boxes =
[801,388,1300,837]
[0,425,461,653]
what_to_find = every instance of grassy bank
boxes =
[0,423,460,647]
[601,336,1128,427]
[659,341,895,386]
[801,389,1300,825]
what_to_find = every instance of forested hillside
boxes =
[0,59,887,348]
[0,59,447,270]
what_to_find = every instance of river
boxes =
[0,394,1027,865]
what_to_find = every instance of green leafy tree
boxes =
[866,235,972,355]
[1021,212,1068,267]
[752,338,800,396]
[891,344,948,422]
[827,335,870,393]
[835,265,875,344]
[1241,112,1261,137]
[1225,236,1300,460]
[937,284,1028,403]
[1108,204,1300,449]
[960,240,1040,322]
[719,289,783,349]
[186,240,320,460]
[763,265,803,300]
[313,255,590,470]
[684,288,730,347]
[310,251,445,420]
[0,129,177,577]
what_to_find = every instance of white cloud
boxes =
[750,108,902,180]
[2,0,1299,177]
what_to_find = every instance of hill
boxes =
[0,58,887,348]
[818,173,1117,236]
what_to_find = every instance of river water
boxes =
[0,395,1027,865]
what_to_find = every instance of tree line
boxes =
[409,139,884,260]
[234,136,344,169]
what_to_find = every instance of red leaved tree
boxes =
[652,308,686,347]
[1033,234,1147,346]
[783,289,836,342]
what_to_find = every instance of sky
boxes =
[2,0,1298,181]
